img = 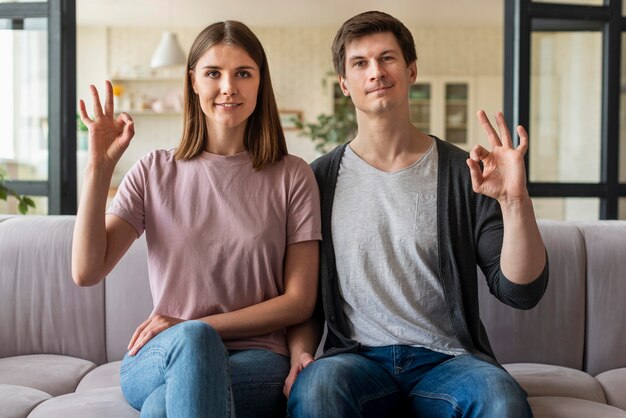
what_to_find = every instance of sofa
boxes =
[1,215,625,417]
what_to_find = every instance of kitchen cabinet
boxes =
[411,77,474,149]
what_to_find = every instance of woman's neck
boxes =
[205,121,247,155]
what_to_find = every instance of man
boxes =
[284,10,548,418]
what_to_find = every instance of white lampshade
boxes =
[150,31,186,69]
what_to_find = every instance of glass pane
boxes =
[445,83,468,144]
[532,197,599,220]
[621,33,626,183]
[620,198,626,220]
[0,195,47,215]
[0,0,46,2]
[0,18,48,182]
[533,0,603,4]
[530,31,602,183]
[409,83,431,132]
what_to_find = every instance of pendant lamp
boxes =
[150,31,186,68]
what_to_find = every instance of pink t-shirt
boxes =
[107,149,321,356]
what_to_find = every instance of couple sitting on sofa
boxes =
[73,11,548,418]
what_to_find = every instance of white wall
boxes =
[77,24,504,181]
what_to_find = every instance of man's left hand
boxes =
[467,110,530,207]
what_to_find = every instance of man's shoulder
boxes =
[432,136,469,164]
[310,143,348,180]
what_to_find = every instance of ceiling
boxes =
[77,0,504,28]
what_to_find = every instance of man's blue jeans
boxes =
[288,345,531,418]
[120,320,289,418]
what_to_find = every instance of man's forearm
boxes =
[499,196,547,284]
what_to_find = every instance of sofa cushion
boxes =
[76,361,122,392]
[596,368,626,411]
[0,354,96,397]
[577,221,626,376]
[505,363,607,403]
[478,220,586,369]
[0,384,51,418]
[28,386,139,418]
[529,396,626,418]
[0,216,107,365]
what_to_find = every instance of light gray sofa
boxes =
[1,215,626,417]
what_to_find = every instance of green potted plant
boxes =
[0,168,35,214]
[293,77,358,154]
[294,103,357,154]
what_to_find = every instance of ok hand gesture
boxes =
[466,111,530,206]
[78,80,134,172]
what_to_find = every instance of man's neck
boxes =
[350,114,433,173]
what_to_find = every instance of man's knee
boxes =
[468,366,531,417]
[288,356,360,414]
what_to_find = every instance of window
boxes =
[0,0,76,215]
[505,0,625,219]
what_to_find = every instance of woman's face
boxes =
[191,43,260,131]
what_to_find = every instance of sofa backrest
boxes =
[577,221,626,376]
[0,215,152,365]
[103,234,152,362]
[478,220,587,370]
[0,216,107,364]
[2,215,625,374]
[479,220,626,376]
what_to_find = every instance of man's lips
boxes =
[366,84,393,94]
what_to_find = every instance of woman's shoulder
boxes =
[138,148,176,164]
[131,148,179,171]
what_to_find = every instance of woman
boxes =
[72,21,321,418]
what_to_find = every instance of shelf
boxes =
[111,76,182,82]
[116,110,182,116]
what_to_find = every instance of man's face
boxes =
[339,32,417,117]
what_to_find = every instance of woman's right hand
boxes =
[78,80,135,171]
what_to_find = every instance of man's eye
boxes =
[354,61,365,68]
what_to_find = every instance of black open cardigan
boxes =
[310,138,549,364]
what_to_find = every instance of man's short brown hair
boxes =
[332,11,417,78]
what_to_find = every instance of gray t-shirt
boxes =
[332,140,466,355]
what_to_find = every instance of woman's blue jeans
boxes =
[288,345,532,418]
[120,320,289,418]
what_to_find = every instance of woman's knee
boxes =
[171,320,222,349]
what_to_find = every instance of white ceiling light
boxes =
[150,31,186,68]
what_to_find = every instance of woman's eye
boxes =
[237,71,251,78]
[206,71,219,78]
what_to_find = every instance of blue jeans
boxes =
[288,346,531,418]
[120,320,289,418]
